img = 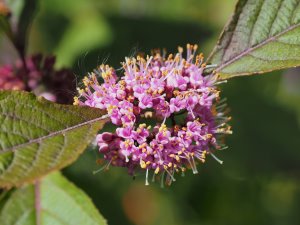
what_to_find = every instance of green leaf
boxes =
[207,0,300,79]
[0,172,107,225]
[0,91,108,188]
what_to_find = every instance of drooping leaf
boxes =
[0,172,107,225]
[0,2,13,41]
[0,0,37,55]
[0,91,108,188]
[14,0,38,56]
[207,0,300,79]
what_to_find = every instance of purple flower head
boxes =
[76,44,232,186]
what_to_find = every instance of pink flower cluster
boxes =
[75,44,231,185]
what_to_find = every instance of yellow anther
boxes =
[140,143,147,148]
[174,125,180,132]
[140,160,146,169]
[162,71,168,76]
[178,46,183,53]
[201,150,207,159]
[159,124,167,132]
[73,97,79,105]
[83,76,90,86]
[173,90,180,96]
[127,95,134,102]
[101,72,108,79]
[139,123,146,128]
[206,134,213,139]
[187,131,192,137]
[155,167,160,174]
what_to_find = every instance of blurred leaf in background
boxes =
[29,0,236,71]
[277,67,300,126]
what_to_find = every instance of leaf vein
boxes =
[0,114,109,154]
[216,22,300,73]
[248,0,265,46]
[268,0,285,36]
[291,0,300,22]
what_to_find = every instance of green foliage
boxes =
[0,91,108,188]
[14,0,38,56]
[0,14,13,41]
[208,0,300,79]
[0,172,107,225]
[0,0,37,55]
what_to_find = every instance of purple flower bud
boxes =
[97,132,114,142]
[98,143,109,152]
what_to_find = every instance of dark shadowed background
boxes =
[3,0,300,224]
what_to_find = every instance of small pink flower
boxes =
[116,127,133,139]
[139,94,153,109]
[169,97,186,113]
[133,125,149,144]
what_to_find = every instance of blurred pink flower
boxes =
[0,54,75,104]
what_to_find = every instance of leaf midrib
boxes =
[215,22,300,74]
[0,115,108,154]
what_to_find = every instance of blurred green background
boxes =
[3,0,300,224]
